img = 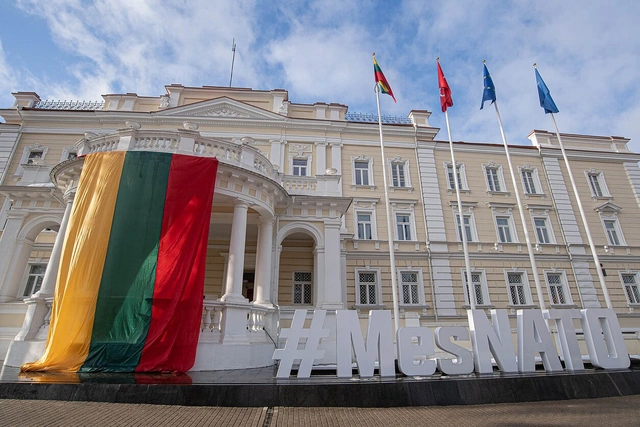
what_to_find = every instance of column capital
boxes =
[314,141,328,147]
[258,216,275,227]
[63,190,76,204]
[233,200,250,209]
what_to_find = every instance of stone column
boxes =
[253,217,274,306]
[330,143,343,175]
[35,193,74,298]
[221,201,249,303]
[322,219,344,309]
[315,142,327,175]
[0,211,29,302]
[220,201,250,344]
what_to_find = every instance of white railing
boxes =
[281,176,317,193]
[193,138,241,162]
[248,306,269,333]
[201,300,272,335]
[134,134,179,151]
[78,130,277,181]
[201,300,223,333]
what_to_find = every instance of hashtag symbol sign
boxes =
[273,309,330,378]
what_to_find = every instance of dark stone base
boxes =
[1,366,639,407]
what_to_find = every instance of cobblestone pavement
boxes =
[1,395,639,426]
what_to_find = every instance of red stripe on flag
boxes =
[136,155,218,372]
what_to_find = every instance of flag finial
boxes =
[533,63,537,68]
[436,57,440,62]
[372,52,376,57]
[482,59,486,64]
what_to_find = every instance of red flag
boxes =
[438,61,453,112]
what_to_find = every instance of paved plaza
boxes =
[1,395,639,426]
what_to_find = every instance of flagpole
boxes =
[533,64,612,309]
[437,58,474,310]
[491,100,546,310]
[443,110,475,310]
[374,73,401,333]
[548,113,612,309]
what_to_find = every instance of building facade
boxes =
[0,85,639,370]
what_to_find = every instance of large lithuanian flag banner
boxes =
[21,151,218,373]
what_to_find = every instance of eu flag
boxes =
[480,64,496,110]
[535,68,559,114]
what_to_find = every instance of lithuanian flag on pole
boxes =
[21,151,218,373]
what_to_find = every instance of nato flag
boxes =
[480,64,496,110]
[535,68,559,114]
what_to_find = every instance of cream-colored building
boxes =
[0,84,639,370]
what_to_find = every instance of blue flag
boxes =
[535,68,559,114]
[480,64,496,110]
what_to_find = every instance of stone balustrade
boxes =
[76,129,278,181]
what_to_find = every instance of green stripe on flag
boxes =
[81,151,172,372]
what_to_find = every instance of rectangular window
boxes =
[396,214,412,241]
[23,264,46,297]
[464,271,486,306]
[27,150,44,165]
[357,213,373,240]
[496,216,513,243]
[456,214,473,242]
[547,272,569,305]
[400,272,420,305]
[622,273,640,304]
[293,272,312,305]
[292,158,307,176]
[447,165,463,190]
[534,217,551,244]
[357,271,378,305]
[391,162,406,187]
[604,219,621,246]
[508,272,528,305]
[486,168,501,192]
[354,161,370,185]
[522,170,537,194]
[588,174,604,197]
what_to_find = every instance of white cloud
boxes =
[3,0,640,151]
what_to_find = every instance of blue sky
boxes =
[1,0,639,151]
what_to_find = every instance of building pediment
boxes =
[155,97,285,121]
[595,202,622,213]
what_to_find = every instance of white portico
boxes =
[1,125,351,370]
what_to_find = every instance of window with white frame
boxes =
[507,271,530,305]
[395,213,412,241]
[603,219,623,246]
[356,270,379,305]
[61,146,78,162]
[23,264,47,297]
[546,271,572,305]
[495,216,514,243]
[15,144,49,177]
[27,150,44,164]
[596,203,625,247]
[353,157,373,186]
[390,157,410,188]
[484,162,506,193]
[399,270,422,305]
[621,273,640,305]
[292,271,312,305]
[356,211,374,240]
[292,158,308,176]
[534,217,552,244]
[520,165,543,195]
[586,169,611,199]
[463,270,489,306]
[445,162,467,190]
[455,213,475,242]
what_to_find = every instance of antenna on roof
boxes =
[229,38,236,87]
